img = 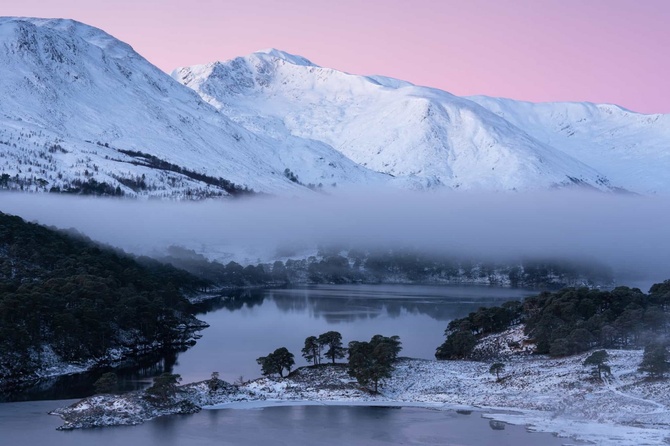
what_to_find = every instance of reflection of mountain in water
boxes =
[270,295,517,323]
[269,285,533,323]
[195,285,535,323]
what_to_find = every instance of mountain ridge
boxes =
[173,50,616,192]
[0,18,667,196]
[0,18,393,197]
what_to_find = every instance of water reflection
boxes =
[197,284,532,323]
[2,349,183,403]
[3,284,534,402]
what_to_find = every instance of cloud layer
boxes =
[1,190,669,288]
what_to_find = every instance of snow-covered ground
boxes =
[53,350,670,445]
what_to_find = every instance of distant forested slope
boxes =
[0,212,209,383]
[436,283,670,360]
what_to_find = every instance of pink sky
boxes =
[4,0,668,113]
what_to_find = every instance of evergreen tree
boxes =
[347,335,402,393]
[489,362,505,381]
[639,343,670,378]
[583,350,611,380]
[257,347,295,377]
[301,336,321,365]
[435,330,477,360]
[207,371,222,393]
[145,373,181,404]
[93,372,118,394]
[318,331,346,364]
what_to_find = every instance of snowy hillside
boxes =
[1,17,667,197]
[0,18,391,197]
[467,96,670,194]
[174,49,617,192]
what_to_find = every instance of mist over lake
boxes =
[1,190,668,287]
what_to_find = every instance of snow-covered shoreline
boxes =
[0,319,208,392]
[51,351,670,445]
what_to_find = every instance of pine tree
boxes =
[93,372,118,394]
[639,344,670,378]
[257,347,295,377]
[347,335,402,393]
[145,373,181,404]
[318,331,346,364]
[489,362,505,381]
[301,336,321,365]
[583,350,611,380]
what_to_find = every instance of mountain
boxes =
[0,18,667,196]
[466,97,670,195]
[0,18,390,197]
[173,49,618,192]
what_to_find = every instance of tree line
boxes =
[158,245,614,290]
[436,283,670,362]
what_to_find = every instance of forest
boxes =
[160,245,614,290]
[0,212,209,383]
[436,283,670,360]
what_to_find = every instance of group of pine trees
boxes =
[300,331,347,365]
[257,331,402,393]
[581,347,669,381]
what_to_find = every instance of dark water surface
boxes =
[1,400,572,446]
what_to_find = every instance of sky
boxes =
[3,0,668,114]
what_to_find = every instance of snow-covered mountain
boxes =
[0,18,667,197]
[466,97,670,194]
[0,18,391,197]
[173,49,619,192]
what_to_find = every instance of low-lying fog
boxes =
[1,190,668,288]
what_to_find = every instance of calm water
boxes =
[4,284,536,400]
[177,284,535,384]
[2,284,568,446]
[1,400,573,446]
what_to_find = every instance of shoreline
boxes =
[0,319,207,395]
[50,352,670,445]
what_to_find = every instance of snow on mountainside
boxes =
[174,49,616,192]
[0,18,390,197]
[1,17,666,197]
[467,96,670,194]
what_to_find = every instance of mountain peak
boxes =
[0,16,135,59]
[252,48,317,67]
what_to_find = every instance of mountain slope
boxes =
[0,18,390,197]
[173,49,615,192]
[1,18,666,196]
[466,96,670,194]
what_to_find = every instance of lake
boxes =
[178,284,536,385]
[1,399,574,446]
[1,284,573,445]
